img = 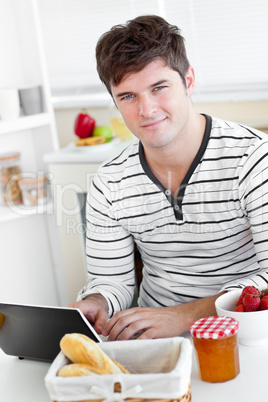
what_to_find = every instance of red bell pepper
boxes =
[74,109,96,138]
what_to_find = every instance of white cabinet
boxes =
[45,162,99,304]
[44,139,134,303]
[0,0,67,306]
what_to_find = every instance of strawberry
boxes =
[242,285,260,296]
[234,304,245,312]
[258,295,268,311]
[243,293,261,312]
[236,292,244,307]
[260,288,268,299]
[236,286,260,306]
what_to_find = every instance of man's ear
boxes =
[185,66,195,97]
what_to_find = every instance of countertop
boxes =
[44,137,134,164]
[1,334,267,402]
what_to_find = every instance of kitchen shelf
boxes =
[0,201,53,223]
[0,0,67,307]
[0,113,50,135]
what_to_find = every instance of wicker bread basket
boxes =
[45,337,192,402]
[54,382,192,402]
[67,382,192,402]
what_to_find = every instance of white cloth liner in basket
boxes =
[45,337,192,402]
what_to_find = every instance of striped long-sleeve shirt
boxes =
[77,114,268,317]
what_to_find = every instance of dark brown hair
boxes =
[96,15,190,94]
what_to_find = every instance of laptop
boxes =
[0,302,102,362]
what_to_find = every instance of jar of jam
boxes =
[0,152,23,206]
[190,316,240,383]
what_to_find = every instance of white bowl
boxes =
[215,290,268,347]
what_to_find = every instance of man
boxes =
[70,15,268,340]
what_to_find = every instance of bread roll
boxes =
[57,363,109,377]
[112,359,130,374]
[59,333,127,374]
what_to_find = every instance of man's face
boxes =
[111,58,195,152]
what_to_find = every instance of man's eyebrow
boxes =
[115,90,132,98]
[115,79,169,98]
[150,79,169,88]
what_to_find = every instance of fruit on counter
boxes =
[233,285,268,312]
[76,136,106,146]
[74,109,96,138]
[110,116,133,140]
[93,125,113,143]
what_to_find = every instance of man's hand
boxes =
[103,306,185,340]
[103,292,225,340]
[68,293,109,334]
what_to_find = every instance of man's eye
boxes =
[154,86,166,92]
[122,94,134,101]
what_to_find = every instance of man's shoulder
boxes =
[210,115,268,143]
[95,138,141,184]
[101,138,140,169]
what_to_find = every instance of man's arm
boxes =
[103,292,226,340]
[78,170,136,317]
[221,140,268,294]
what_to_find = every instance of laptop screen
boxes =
[0,303,102,362]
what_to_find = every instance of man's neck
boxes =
[143,113,206,198]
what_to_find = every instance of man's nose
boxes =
[138,96,157,118]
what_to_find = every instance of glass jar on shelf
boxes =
[19,174,47,206]
[0,151,23,206]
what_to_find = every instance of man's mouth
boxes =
[141,117,167,130]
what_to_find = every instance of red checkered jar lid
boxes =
[190,316,239,339]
